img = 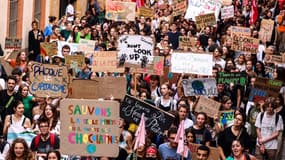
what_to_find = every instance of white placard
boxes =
[57,41,79,56]
[221,5,234,19]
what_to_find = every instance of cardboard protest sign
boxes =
[188,143,220,160]
[130,56,164,75]
[118,35,154,67]
[182,78,218,96]
[92,51,124,73]
[259,19,274,42]
[264,54,285,64]
[105,0,136,21]
[195,13,216,29]
[249,88,267,102]
[138,7,153,18]
[184,0,222,21]
[65,54,85,68]
[221,5,234,19]
[217,72,247,85]
[5,38,22,49]
[120,95,175,135]
[232,35,259,53]
[160,67,180,86]
[40,42,58,57]
[173,0,187,16]
[78,39,96,53]
[29,62,68,98]
[219,110,234,128]
[179,36,196,49]
[69,77,126,99]
[60,99,120,157]
[254,77,283,97]
[231,26,251,37]
[195,96,221,118]
[171,52,213,75]
[57,41,79,55]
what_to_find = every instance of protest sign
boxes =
[29,62,68,98]
[160,67,180,86]
[249,88,267,102]
[105,0,136,21]
[120,95,175,135]
[69,77,126,99]
[171,52,213,75]
[217,72,247,85]
[78,39,96,53]
[40,41,58,57]
[259,19,274,42]
[92,51,124,73]
[195,96,221,118]
[65,54,85,68]
[221,5,234,19]
[219,110,234,128]
[5,38,22,49]
[138,7,154,18]
[195,13,216,29]
[232,35,259,53]
[179,36,196,49]
[231,26,251,37]
[184,0,222,21]
[60,99,120,157]
[118,35,154,67]
[57,41,79,55]
[130,56,164,75]
[188,143,220,160]
[254,77,283,97]
[182,78,218,96]
[173,0,187,16]
[264,54,285,64]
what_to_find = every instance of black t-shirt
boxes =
[0,90,21,122]
[30,134,60,153]
[191,126,212,145]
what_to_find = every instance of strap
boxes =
[10,115,12,125]
[275,113,279,126]
[260,112,264,125]
[5,96,14,109]
[34,135,41,149]
[236,128,243,140]
[50,133,55,147]
[21,117,26,126]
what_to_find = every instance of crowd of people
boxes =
[0,0,285,159]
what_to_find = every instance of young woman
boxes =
[37,104,60,135]
[4,51,28,73]
[226,140,256,160]
[190,112,212,146]
[19,84,36,121]
[154,83,177,112]
[5,138,33,160]
[185,128,196,144]
[46,150,61,160]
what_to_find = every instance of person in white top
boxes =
[65,0,76,22]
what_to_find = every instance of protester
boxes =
[196,145,210,160]
[226,140,256,160]
[46,150,61,160]
[6,138,33,160]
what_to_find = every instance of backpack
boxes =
[34,133,55,149]
[260,112,279,127]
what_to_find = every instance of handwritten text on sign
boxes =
[182,78,218,96]
[118,35,154,67]
[195,96,221,118]
[249,88,267,102]
[171,52,213,75]
[232,35,259,53]
[254,77,283,97]
[29,62,68,98]
[231,26,251,37]
[92,51,124,73]
[60,99,120,157]
[221,5,234,19]
[259,19,274,42]
[120,95,175,135]
[195,13,216,29]
[217,72,247,85]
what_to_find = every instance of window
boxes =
[9,0,18,38]
[34,0,41,23]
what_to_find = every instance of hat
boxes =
[146,146,157,154]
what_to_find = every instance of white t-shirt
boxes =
[66,4,74,22]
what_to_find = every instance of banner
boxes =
[92,51,124,73]
[184,0,222,21]
[7,126,36,147]
[171,52,213,75]
[188,143,220,160]
[29,62,68,98]
[40,42,58,57]
[219,110,234,128]
[118,35,154,67]
[65,55,85,68]
[130,56,164,75]
[254,77,283,97]
[195,96,221,118]
[69,77,126,100]
[57,41,79,55]
[178,36,196,49]
[232,35,259,53]
[120,95,175,135]
[221,5,234,19]
[259,19,274,42]
[5,38,22,50]
[60,99,120,157]
[216,72,247,85]
[138,7,154,18]
[78,39,96,53]
[249,88,267,102]
[105,0,136,21]
[173,0,187,16]
[182,78,218,96]
[231,26,251,37]
[195,13,216,29]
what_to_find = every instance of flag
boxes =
[250,0,258,25]
[174,120,189,158]
[134,113,146,151]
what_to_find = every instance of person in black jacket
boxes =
[28,21,44,62]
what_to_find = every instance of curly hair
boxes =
[6,138,33,160]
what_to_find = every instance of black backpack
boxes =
[260,112,280,126]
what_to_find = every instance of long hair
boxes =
[15,51,27,66]
[6,138,33,160]
[39,104,59,131]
